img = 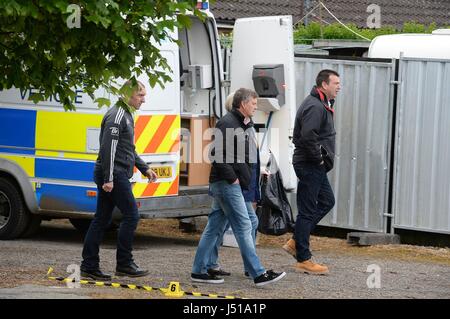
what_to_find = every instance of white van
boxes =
[368,29,450,59]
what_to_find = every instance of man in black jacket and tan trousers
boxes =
[283,70,340,275]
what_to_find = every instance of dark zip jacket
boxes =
[94,104,149,183]
[292,86,336,172]
[209,109,257,189]
[242,127,261,202]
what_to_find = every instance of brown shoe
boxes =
[295,259,329,275]
[282,239,296,257]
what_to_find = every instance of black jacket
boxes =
[94,104,149,183]
[292,86,336,171]
[209,109,257,189]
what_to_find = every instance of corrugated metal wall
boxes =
[293,57,395,232]
[392,57,450,234]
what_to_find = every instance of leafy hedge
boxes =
[294,22,447,44]
[220,22,448,48]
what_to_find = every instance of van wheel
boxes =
[0,178,30,239]
[21,215,42,238]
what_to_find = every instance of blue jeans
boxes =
[293,163,335,262]
[207,201,258,272]
[81,171,140,270]
[192,181,265,279]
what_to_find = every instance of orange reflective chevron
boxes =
[142,182,161,197]
[134,115,179,154]
[166,177,179,195]
[133,114,180,198]
[134,115,152,142]
[134,175,179,198]
[169,134,180,152]
[144,115,176,153]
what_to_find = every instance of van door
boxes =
[177,13,225,187]
[178,14,224,118]
[230,16,297,190]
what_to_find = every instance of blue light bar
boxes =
[196,1,209,10]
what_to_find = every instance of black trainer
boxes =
[191,273,224,284]
[244,271,251,279]
[115,262,149,277]
[254,270,286,287]
[80,269,112,281]
[207,268,231,276]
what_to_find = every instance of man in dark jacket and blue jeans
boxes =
[191,88,286,287]
[283,70,340,275]
[81,80,157,280]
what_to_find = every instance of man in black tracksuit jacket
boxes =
[81,80,157,280]
[283,70,341,275]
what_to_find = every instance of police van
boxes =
[0,2,230,239]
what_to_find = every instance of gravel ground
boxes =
[0,219,449,299]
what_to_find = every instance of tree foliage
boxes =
[0,0,204,110]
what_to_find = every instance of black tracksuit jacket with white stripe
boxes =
[94,104,149,183]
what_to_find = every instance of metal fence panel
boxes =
[293,57,395,232]
[393,58,450,234]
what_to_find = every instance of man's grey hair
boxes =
[225,92,235,112]
[232,88,258,109]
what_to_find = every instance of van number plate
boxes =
[148,166,172,179]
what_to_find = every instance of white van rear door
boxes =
[230,16,297,190]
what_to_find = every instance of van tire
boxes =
[21,215,42,238]
[0,178,30,239]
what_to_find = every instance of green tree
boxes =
[0,0,204,110]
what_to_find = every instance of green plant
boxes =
[294,21,444,44]
[219,32,233,49]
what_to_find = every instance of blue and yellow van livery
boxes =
[0,97,181,238]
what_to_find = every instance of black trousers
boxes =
[293,162,335,262]
[81,172,139,270]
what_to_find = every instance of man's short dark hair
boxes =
[232,88,258,109]
[316,69,340,88]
